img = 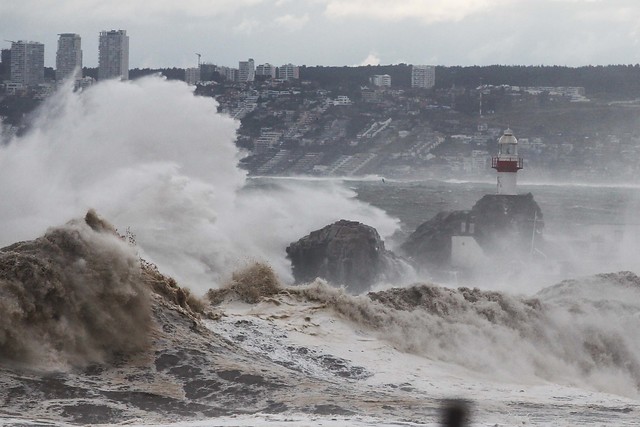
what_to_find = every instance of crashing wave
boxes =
[0,211,151,368]
[1,212,639,425]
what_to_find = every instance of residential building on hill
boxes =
[185,67,200,85]
[98,30,129,80]
[238,58,255,82]
[256,63,276,79]
[411,65,435,89]
[218,66,238,82]
[278,63,299,80]
[371,74,391,87]
[10,40,44,86]
[56,33,82,81]
[1,49,10,80]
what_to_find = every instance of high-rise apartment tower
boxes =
[238,58,255,82]
[98,30,129,80]
[56,33,82,81]
[256,63,276,79]
[10,41,44,86]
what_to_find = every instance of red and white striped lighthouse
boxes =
[491,128,523,195]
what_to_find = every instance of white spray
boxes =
[0,77,400,291]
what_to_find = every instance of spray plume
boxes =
[0,77,399,291]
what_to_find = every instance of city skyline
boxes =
[2,1,640,69]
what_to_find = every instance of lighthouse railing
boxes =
[491,156,524,170]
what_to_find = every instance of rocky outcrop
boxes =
[471,193,543,254]
[401,193,544,268]
[400,210,473,267]
[286,220,407,294]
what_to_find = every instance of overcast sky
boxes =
[2,0,640,69]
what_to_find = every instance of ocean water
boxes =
[353,179,640,237]
[355,178,640,291]
[1,77,640,425]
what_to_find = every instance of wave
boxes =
[211,268,640,398]
[363,275,640,397]
[1,217,639,425]
[0,211,151,368]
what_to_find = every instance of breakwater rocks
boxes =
[286,220,409,293]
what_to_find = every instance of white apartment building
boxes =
[10,41,44,86]
[56,33,82,81]
[256,63,276,79]
[98,30,129,80]
[333,95,352,106]
[371,74,391,87]
[185,67,200,85]
[238,58,255,82]
[278,63,299,80]
[217,66,238,82]
[411,65,435,89]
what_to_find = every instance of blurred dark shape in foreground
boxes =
[441,399,470,427]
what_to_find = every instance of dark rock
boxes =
[60,403,124,425]
[401,210,472,266]
[472,193,543,254]
[286,219,406,293]
[401,193,544,269]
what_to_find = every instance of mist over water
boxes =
[0,77,400,291]
[353,178,640,294]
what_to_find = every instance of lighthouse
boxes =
[492,128,523,195]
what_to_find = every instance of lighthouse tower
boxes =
[491,128,523,195]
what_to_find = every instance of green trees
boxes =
[300,64,640,98]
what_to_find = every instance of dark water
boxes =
[352,179,640,237]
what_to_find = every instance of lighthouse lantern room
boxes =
[492,128,523,195]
